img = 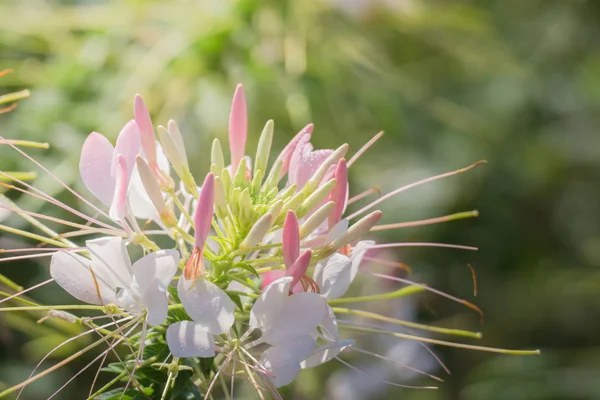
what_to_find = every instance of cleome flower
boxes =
[0,84,540,399]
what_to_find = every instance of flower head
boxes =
[0,84,539,400]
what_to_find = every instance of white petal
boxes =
[325,219,349,244]
[261,335,316,388]
[177,276,235,335]
[133,250,180,289]
[79,132,115,206]
[314,253,352,300]
[262,292,327,346]
[131,250,179,326]
[319,306,339,342]
[142,284,169,326]
[50,251,116,305]
[249,276,291,332]
[128,166,160,221]
[115,287,143,314]
[86,237,133,289]
[112,120,141,179]
[301,340,354,369]
[350,240,375,281]
[166,321,215,358]
[156,142,171,174]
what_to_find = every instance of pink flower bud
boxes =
[328,159,348,229]
[134,95,157,168]
[194,173,215,251]
[229,84,247,173]
[282,211,300,268]
[285,249,312,290]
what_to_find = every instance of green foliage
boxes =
[1,0,600,399]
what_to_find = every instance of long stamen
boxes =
[334,357,438,390]
[364,271,484,319]
[347,130,384,167]
[371,210,479,231]
[0,278,53,306]
[0,136,114,221]
[346,160,486,220]
[350,346,444,382]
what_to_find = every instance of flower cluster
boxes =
[0,84,539,399]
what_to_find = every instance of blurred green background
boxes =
[1,0,600,399]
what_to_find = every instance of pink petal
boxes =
[282,211,300,268]
[194,173,215,250]
[112,120,141,180]
[134,94,157,167]
[109,154,129,221]
[287,133,333,191]
[229,84,247,172]
[260,269,286,290]
[79,132,116,206]
[287,133,312,188]
[285,249,311,289]
[328,159,348,229]
[275,123,313,178]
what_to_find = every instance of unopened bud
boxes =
[136,156,166,214]
[266,199,284,221]
[234,157,249,186]
[211,138,225,172]
[296,179,337,218]
[329,210,382,251]
[254,120,274,179]
[303,144,348,194]
[239,188,252,221]
[240,213,273,249]
[263,158,282,193]
[214,176,227,211]
[158,125,196,191]
[300,201,335,239]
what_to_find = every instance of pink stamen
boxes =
[328,159,348,229]
[0,176,116,231]
[370,242,478,251]
[282,211,300,268]
[229,84,248,172]
[347,130,384,167]
[346,160,487,220]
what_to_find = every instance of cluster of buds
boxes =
[0,84,539,399]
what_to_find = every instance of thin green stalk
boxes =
[88,355,158,399]
[0,194,78,248]
[0,224,70,248]
[0,319,139,398]
[338,324,540,355]
[0,291,38,306]
[333,307,481,339]
[327,285,425,305]
[0,305,104,312]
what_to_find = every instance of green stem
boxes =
[0,89,30,105]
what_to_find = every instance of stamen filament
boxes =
[338,324,540,355]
